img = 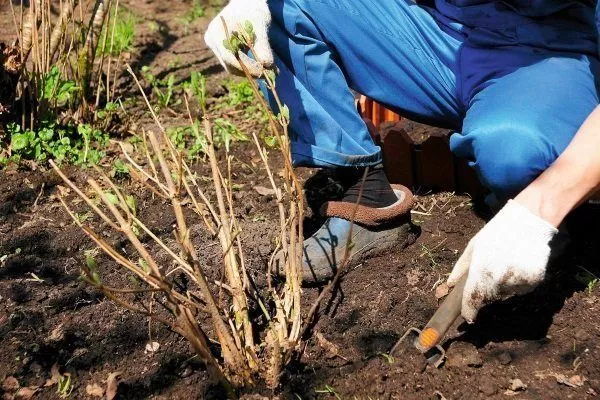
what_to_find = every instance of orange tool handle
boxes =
[415,273,468,353]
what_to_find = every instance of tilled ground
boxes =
[1,0,600,399]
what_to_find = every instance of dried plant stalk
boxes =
[49,0,78,60]
[19,0,42,62]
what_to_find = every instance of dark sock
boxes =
[338,165,398,208]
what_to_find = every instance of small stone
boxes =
[568,375,585,387]
[435,283,449,299]
[509,379,527,392]
[86,383,104,397]
[498,352,512,365]
[446,341,483,368]
[555,374,586,388]
[144,341,160,353]
[48,324,65,342]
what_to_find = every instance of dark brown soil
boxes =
[1,1,600,399]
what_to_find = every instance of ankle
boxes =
[341,165,397,208]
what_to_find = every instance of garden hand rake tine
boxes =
[390,273,468,368]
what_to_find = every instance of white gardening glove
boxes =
[447,200,558,323]
[204,0,273,77]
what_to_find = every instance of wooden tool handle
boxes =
[415,273,468,352]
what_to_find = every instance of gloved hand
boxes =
[204,0,273,77]
[447,200,558,323]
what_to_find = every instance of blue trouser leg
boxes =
[451,46,600,201]
[266,0,463,168]
[267,0,600,201]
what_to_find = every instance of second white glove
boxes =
[204,0,274,77]
[447,200,558,323]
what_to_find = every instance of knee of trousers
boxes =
[464,127,557,199]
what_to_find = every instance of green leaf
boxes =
[91,271,101,284]
[86,255,98,271]
[77,124,92,138]
[125,195,137,215]
[38,127,54,142]
[243,20,254,40]
[280,104,290,121]
[11,133,30,150]
[139,258,150,274]
[264,135,278,148]
[104,191,119,205]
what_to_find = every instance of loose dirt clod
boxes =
[446,341,483,368]
[498,351,512,365]
[435,283,449,299]
[253,185,276,196]
[315,332,342,359]
[43,364,61,387]
[85,383,104,397]
[14,387,37,399]
[478,376,497,395]
[2,376,19,392]
[144,341,160,353]
[47,323,65,343]
[509,378,527,391]
[555,374,586,388]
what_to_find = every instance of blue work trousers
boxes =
[264,0,600,200]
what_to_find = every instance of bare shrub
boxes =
[51,24,305,392]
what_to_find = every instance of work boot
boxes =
[274,175,417,283]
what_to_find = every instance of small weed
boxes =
[141,67,181,110]
[315,385,342,400]
[221,79,255,108]
[39,66,79,108]
[420,244,439,267]
[183,71,207,111]
[5,120,109,166]
[167,120,208,159]
[101,6,138,56]
[181,0,205,33]
[74,211,93,224]
[214,118,248,151]
[110,159,131,179]
[56,373,74,398]
[264,135,279,148]
[589,279,599,295]
[575,267,599,296]
[214,78,269,140]
[378,352,395,364]
[97,101,119,121]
